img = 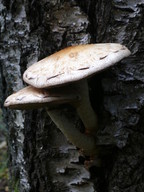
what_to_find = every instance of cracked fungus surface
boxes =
[23,43,131,88]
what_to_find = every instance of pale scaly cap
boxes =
[23,43,131,88]
[4,86,80,109]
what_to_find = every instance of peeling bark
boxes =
[0,0,144,192]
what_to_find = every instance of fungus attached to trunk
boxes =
[5,43,131,158]
[4,86,96,156]
[23,43,131,135]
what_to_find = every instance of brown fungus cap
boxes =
[23,43,131,88]
[4,86,80,110]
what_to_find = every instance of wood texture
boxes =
[0,0,144,191]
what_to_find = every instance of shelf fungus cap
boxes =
[23,43,131,88]
[4,86,80,110]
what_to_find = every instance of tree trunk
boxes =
[0,0,144,192]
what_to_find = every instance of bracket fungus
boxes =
[5,43,131,158]
[23,43,131,135]
[4,85,80,109]
[4,86,96,156]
